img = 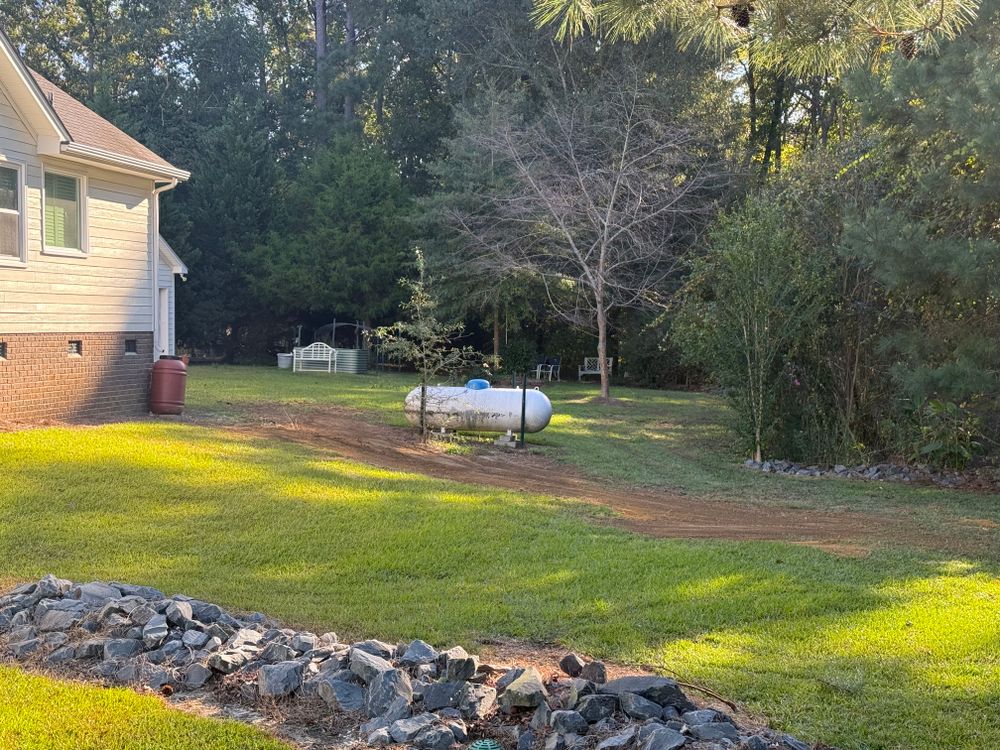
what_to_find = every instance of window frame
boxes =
[41,166,88,258]
[0,158,26,268]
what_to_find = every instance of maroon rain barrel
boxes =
[149,355,188,415]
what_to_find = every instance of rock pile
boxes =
[0,576,819,750]
[743,458,982,488]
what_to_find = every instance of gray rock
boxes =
[259,660,305,697]
[421,681,466,711]
[190,601,225,623]
[75,582,122,604]
[75,639,106,659]
[182,662,213,689]
[681,709,718,725]
[165,600,193,625]
[115,663,141,683]
[545,733,567,750]
[577,693,617,722]
[182,630,209,649]
[367,728,393,747]
[36,609,79,632]
[638,726,686,750]
[531,701,552,731]
[260,642,298,663]
[621,692,663,721]
[413,725,455,750]
[400,639,438,666]
[95,658,122,677]
[500,667,548,713]
[597,727,638,750]
[290,632,318,653]
[9,625,37,642]
[318,677,366,712]
[567,678,597,707]
[352,639,396,659]
[780,736,811,750]
[390,713,437,742]
[148,668,174,691]
[43,632,69,647]
[739,737,769,750]
[36,574,73,597]
[518,729,536,750]
[227,628,263,649]
[444,653,478,682]
[142,614,169,648]
[690,723,738,741]
[551,710,589,735]
[351,648,394,683]
[600,677,691,709]
[129,604,158,626]
[497,667,526,692]
[47,645,77,664]
[208,649,251,674]
[459,683,497,720]
[104,639,142,659]
[446,719,468,742]
[366,669,413,717]
[382,696,413,723]
[580,661,608,684]
[560,653,586,677]
[113,582,165,600]
[148,640,183,665]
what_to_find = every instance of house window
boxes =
[0,163,24,263]
[0,342,7,360]
[68,340,83,356]
[124,339,137,355]
[43,171,84,254]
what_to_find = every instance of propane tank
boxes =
[404,382,552,433]
[149,356,188,415]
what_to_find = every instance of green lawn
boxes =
[1,420,999,750]
[0,665,287,750]
[187,365,1000,536]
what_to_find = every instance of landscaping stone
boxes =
[780,736,811,750]
[0,576,779,750]
[351,648,394,683]
[551,710,589,735]
[499,667,548,713]
[104,639,142,659]
[259,660,304,697]
[576,693,617,722]
[390,713,437,742]
[365,668,412,717]
[559,653,586,677]
[400,639,438,666]
[600,677,692,710]
[638,726,687,750]
[690,722,739,741]
[318,677,366,712]
[621,692,663,720]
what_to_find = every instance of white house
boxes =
[0,28,190,422]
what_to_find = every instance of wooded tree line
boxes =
[4,0,1000,467]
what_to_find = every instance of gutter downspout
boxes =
[150,179,178,361]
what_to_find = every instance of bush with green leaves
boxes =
[675,202,831,462]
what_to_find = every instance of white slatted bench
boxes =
[578,356,612,381]
[293,342,337,373]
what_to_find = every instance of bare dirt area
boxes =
[210,404,961,555]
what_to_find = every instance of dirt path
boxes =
[212,404,956,555]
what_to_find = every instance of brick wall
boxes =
[0,332,154,423]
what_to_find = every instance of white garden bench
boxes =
[293,342,338,373]
[578,357,613,381]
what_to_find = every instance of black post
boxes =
[519,372,527,449]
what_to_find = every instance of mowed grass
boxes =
[188,366,1000,535]
[0,665,287,750]
[1,422,999,750]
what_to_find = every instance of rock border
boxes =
[1,575,823,750]
[742,458,989,489]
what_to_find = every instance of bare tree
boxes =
[444,75,728,399]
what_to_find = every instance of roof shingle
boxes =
[29,70,182,175]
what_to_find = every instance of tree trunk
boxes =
[493,306,501,357]
[314,0,327,112]
[596,301,610,401]
[761,73,786,175]
[343,4,356,123]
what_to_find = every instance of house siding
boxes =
[0,332,153,422]
[156,255,176,356]
[0,85,155,335]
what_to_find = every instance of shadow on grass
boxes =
[1,422,998,749]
